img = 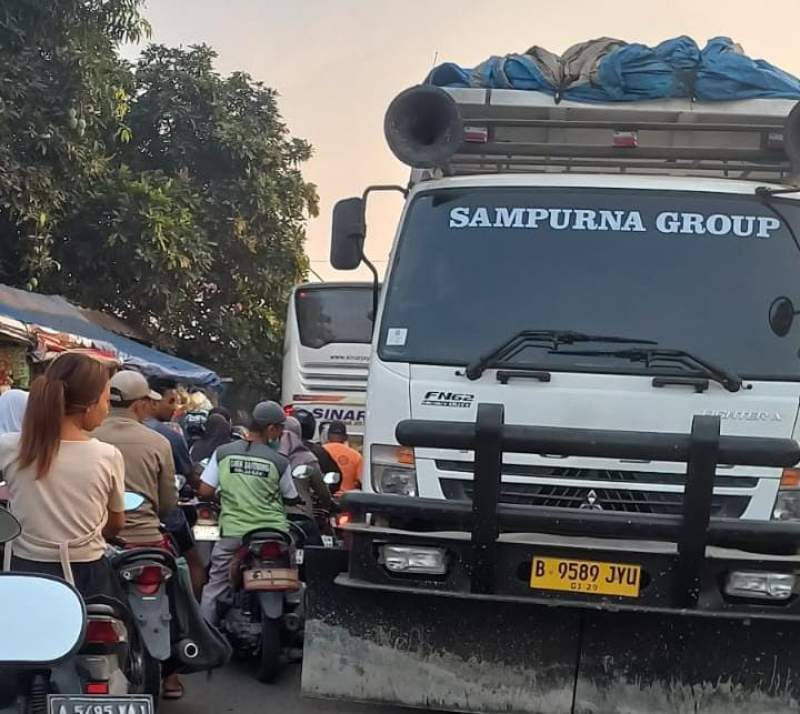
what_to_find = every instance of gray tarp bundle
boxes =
[427,36,800,103]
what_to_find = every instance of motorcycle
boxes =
[0,503,153,714]
[216,466,314,682]
[313,472,343,547]
[77,494,163,703]
[104,495,178,705]
[191,500,220,569]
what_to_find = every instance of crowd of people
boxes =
[0,351,364,700]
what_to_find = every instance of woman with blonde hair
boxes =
[0,352,125,596]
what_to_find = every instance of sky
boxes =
[127,0,800,281]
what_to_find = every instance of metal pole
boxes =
[673,414,720,608]
[469,403,504,594]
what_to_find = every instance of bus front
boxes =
[281,282,375,447]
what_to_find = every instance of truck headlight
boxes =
[379,545,447,575]
[371,444,417,496]
[772,469,800,520]
[724,571,795,600]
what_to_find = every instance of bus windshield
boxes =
[296,285,374,348]
[378,187,800,380]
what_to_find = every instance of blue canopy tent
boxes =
[0,285,220,389]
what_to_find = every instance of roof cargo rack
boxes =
[411,88,798,183]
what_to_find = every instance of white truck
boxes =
[281,281,374,446]
[330,85,800,520]
[302,83,800,714]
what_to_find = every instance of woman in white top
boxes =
[0,352,125,597]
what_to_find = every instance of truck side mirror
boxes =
[331,197,365,270]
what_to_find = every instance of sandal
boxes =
[162,682,184,700]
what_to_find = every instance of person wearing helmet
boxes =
[197,400,298,625]
[293,409,342,486]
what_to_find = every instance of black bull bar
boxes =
[302,406,800,714]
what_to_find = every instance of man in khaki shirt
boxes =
[94,370,177,545]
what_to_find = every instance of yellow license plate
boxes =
[530,556,641,598]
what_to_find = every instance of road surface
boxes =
[164,660,411,714]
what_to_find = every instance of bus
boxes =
[281,282,376,448]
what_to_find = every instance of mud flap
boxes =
[302,548,800,714]
[126,590,172,661]
[257,591,284,620]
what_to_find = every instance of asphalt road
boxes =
[163,660,411,714]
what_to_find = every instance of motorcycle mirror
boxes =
[769,296,799,337]
[0,574,85,664]
[0,505,20,544]
[124,492,146,512]
[323,472,342,487]
[292,465,311,480]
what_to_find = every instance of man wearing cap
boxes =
[323,421,363,492]
[197,400,299,625]
[94,370,177,547]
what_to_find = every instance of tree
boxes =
[0,0,147,286]
[0,3,317,395]
[56,44,318,392]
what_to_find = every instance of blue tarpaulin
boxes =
[426,36,800,103]
[0,285,220,388]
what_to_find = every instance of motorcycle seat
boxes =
[242,528,290,546]
[84,595,132,624]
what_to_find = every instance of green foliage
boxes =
[0,4,317,393]
[0,0,144,284]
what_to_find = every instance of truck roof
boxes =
[409,172,800,199]
[411,87,799,185]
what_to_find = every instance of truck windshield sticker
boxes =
[386,327,408,346]
[448,206,780,239]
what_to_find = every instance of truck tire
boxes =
[256,617,281,683]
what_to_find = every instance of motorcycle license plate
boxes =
[530,556,641,598]
[321,535,334,548]
[295,549,304,564]
[193,523,220,541]
[49,695,153,714]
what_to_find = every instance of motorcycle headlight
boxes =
[772,469,800,520]
[371,444,417,496]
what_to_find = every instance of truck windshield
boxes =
[296,285,374,348]
[378,187,800,380]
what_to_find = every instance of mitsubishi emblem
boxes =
[579,489,603,511]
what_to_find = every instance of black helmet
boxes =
[294,408,316,440]
[251,400,286,429]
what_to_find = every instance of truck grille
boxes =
[437,465,753,517]
[435,460,758,488]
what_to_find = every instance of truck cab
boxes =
[333,86,800,520]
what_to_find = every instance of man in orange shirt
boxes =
[323,421,362,492]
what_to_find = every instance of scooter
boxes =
[76,494,162,704]
[105,496,178,704]
[216,466,313,682]
[191,501,220,569]
[0,504,153,714]
[312,472,343,547]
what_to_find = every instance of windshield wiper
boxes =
[464,330,657,381]
[552,347,743,393]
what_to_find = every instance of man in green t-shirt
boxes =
[198,400,298,625]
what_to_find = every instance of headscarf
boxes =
[280,416,317,468]
[190,413,233,462]
[0,389,28,435]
